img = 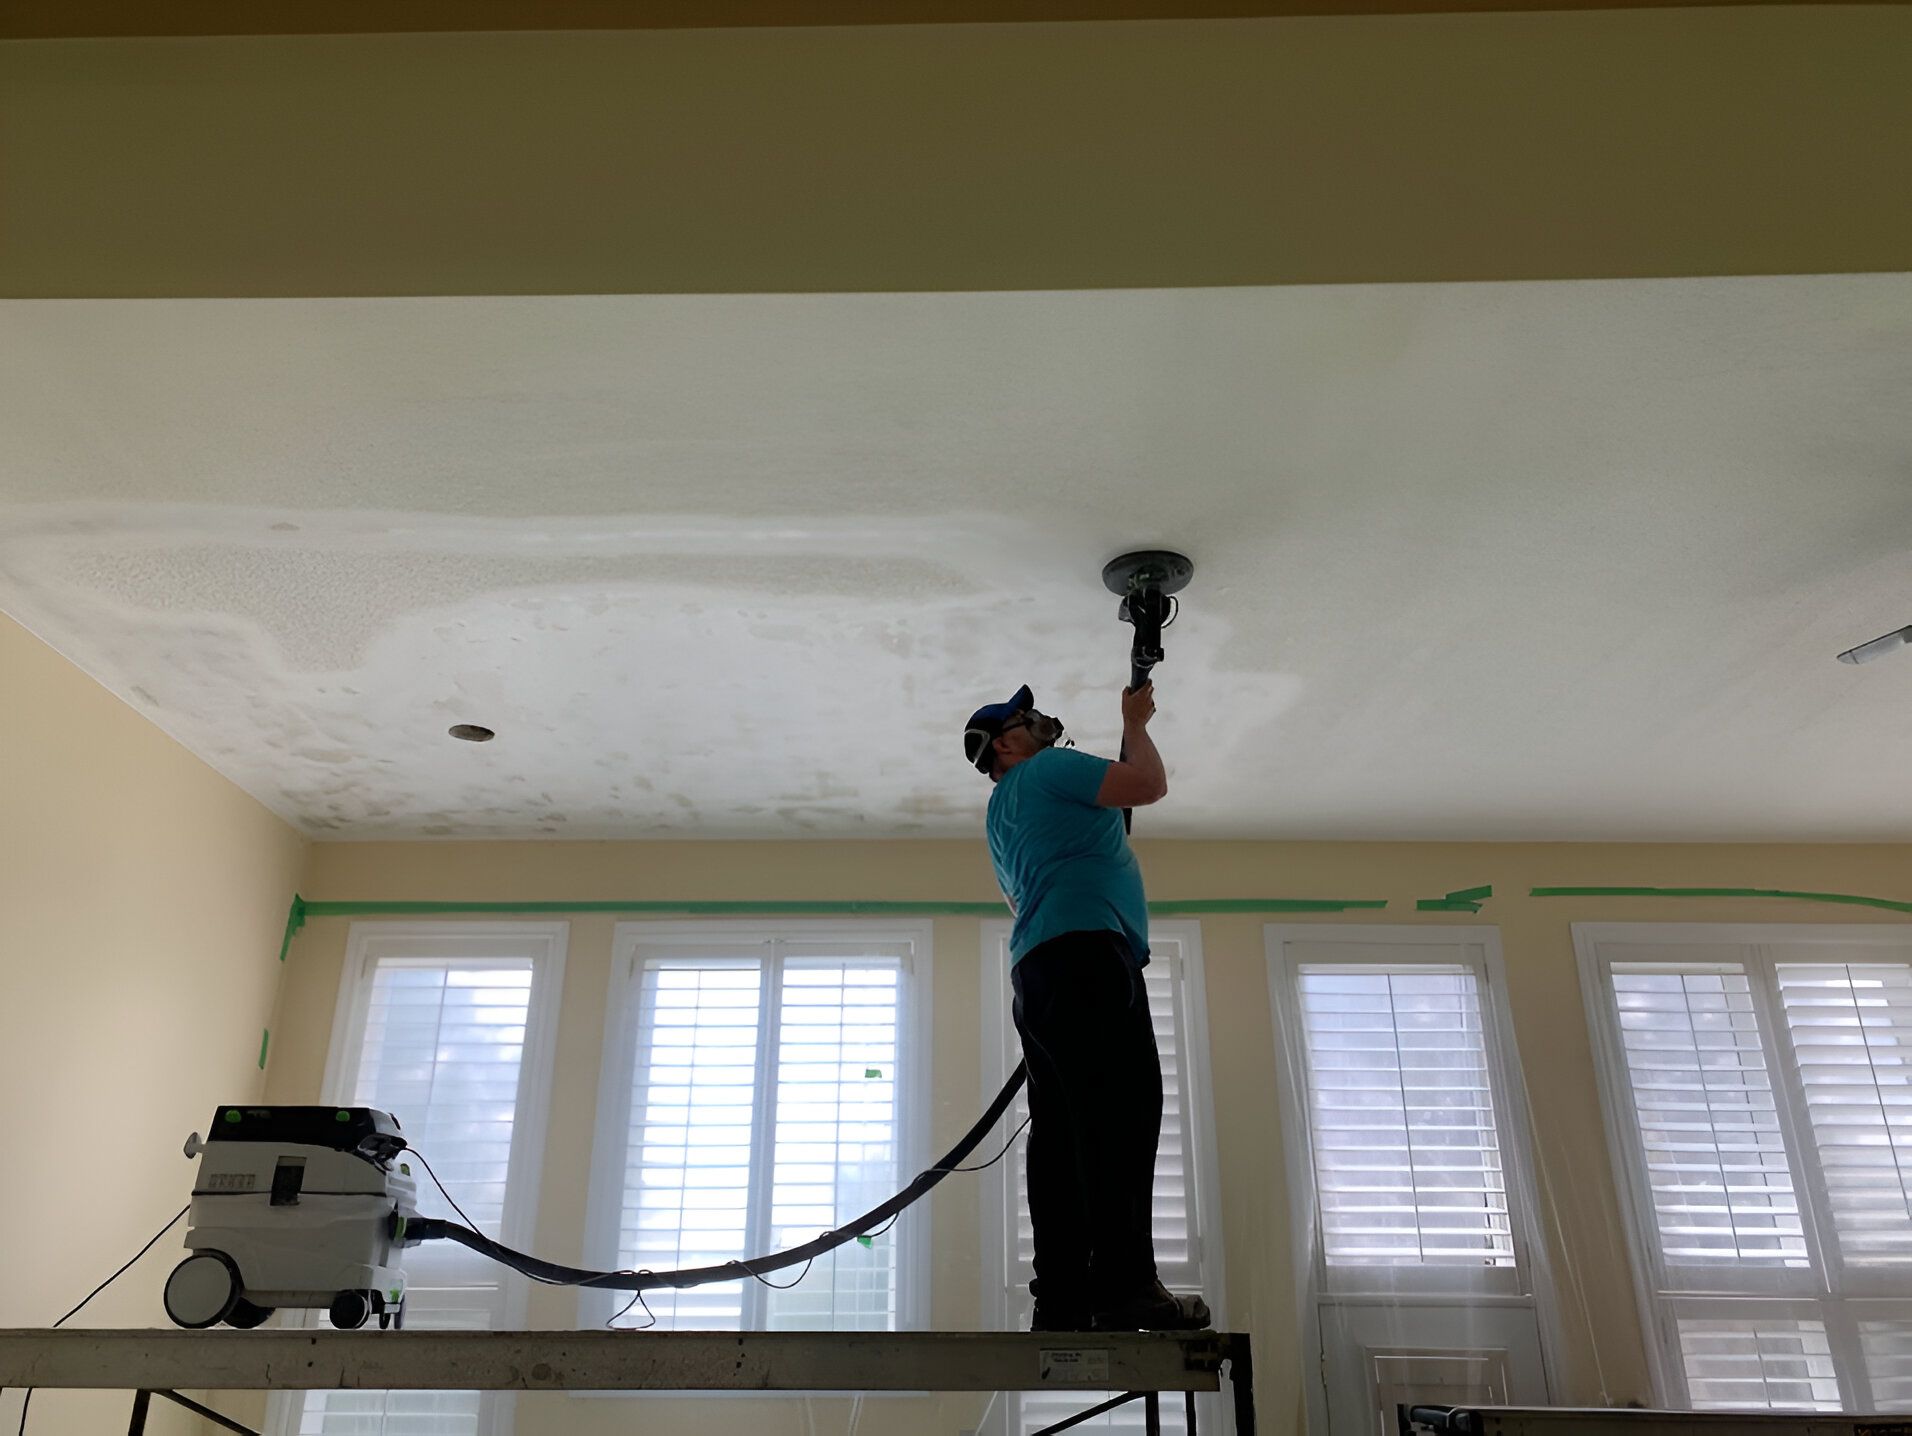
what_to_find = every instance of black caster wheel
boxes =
[163,1251,241,1329]
[392,1299,406,1330]
[328,1290,371,1330]
[226,1298,273,1329]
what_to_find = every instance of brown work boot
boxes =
[1092,1280,1212,1332]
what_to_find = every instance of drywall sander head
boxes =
[1102,550,1194,690]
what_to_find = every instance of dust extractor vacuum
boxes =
[164,551,1195,1330]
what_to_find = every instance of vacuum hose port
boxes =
[1102,549,1194,688]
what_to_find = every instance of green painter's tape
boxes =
[1416,884,1494,913]
[1530,886,1912,917]
[277,895,308,962]
[302,899,1007,918]
[295,896,1389,919]
[258,1029,270,1070]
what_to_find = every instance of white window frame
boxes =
[271,920,568,1436]
[1267,924,1562,1435]
[978,919,1229,1435]
[581,919,935,1339]
[1577,921,1912,1410]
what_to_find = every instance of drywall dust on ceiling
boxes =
[2,277,1909,840]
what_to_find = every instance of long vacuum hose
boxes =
[412,556,1185,1295]
[406,1061,1027,1291]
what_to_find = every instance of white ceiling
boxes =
[3,277,1910,841]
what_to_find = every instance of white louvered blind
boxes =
[1587,931,1912,1414]
[766,956,902,1331]
[620,956,762,1328]
[1859,1319,1912,1411]
[1677,1316,1843,1411]
[1004,935,1213,1436]
[355,963,534,1238]
[296,953,545,1436]
[607,934,914,1332]
[1274,931,1554,1436]
[1298,965,1515,1270]
[1776,964,1912,1270]
[1609,964,1808,1268]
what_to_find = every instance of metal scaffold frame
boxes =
[0,1328,1255,1436]
[1400,1406,1912,1436]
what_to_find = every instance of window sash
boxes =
[279,923,565,1436]
[587,923,929,1333]
[1629,1295,1912,1417]
[1273,936,1539,1299]
[1298,963,1519,1277]
[1666,1297,1847,1412]
[1605,960,1815,1288]
[1271,926,1556,1436]
[1579,924,1912,1411]
[1773,960,1912,1280]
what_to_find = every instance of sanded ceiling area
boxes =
[3,278,1909,841]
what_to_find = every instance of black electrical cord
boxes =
[945,1115,1030,1174]
[742,1254,815,1290]
[607,1278,657,1330]
[604,1252,817,1331]
[408,1147,482,1232]
[13,1205,189,1436]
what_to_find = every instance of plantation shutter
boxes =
[609,933,914,1332]
[298,955,542,1436]
[1672,1314,1844,1411]
[620,956,764,1329]
[1297,965,1515,1271]
[1584,931,1912,1412]
[765,953,904,1331]
[1609,963,1809,1269]
[1858,1318,1912,1411]
[1775,963,1912,1271]
[1272,930,1553,1436]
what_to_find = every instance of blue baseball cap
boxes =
[963,685,1034,773]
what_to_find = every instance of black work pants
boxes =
[1011,930,1163,1311]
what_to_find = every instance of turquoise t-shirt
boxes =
[986,746,1150,967]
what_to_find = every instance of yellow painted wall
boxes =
[12,608,1908,1428]
[0,612,308,1434]
[266,836,1912,1433]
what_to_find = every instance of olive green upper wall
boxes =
[4,8,1909,296]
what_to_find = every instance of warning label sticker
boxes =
[1038,1348,1112,1384]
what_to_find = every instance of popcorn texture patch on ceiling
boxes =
[2,280,1909,840]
